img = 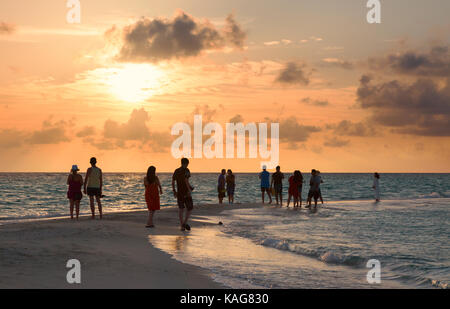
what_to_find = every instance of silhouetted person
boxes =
[172,158,193,231]
[307,169,321,208]
[287,170,302,208]
[84,157,103,219]
[259,165,272,204]
[271,166,284,206]
[297,170,304,208]
[316,170,324,204]
[226,169,235,204]
[218,169,226,204]
[144,166,162,228]
[373,172,380,202]
[67,165,83,220]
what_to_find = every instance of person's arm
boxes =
[67,174,71,185]
[144,177,148,186]
[270,175,274,188]
[99,169,103,194]
[157,176,163,194]
[83,168,91,193]
[79,175,83,185]
[172,173,177,198]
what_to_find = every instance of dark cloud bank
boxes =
[116,11,246,63]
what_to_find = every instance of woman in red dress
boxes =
[287,170,302,208]
[144,166,162,228]
[67,165,83,220]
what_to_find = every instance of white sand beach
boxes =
[0,204,253,289]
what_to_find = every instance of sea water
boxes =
[1,173,449,288]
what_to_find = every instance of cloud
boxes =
[275,62,311,86]
[267,116,321,149]
[264,41,280,46]
[323,137,350,148]
[28,119,70,144]
[0,129,27,149]
[76,126,96,138]
[116,11,246,63]
[368,45,450,77]
[326,120,376,137]
[300,97,329,107]
[86,108,172,151]
[191,104,218,122]
[229,114,244,123]
[0,22,15,35]
[223,13,247,49]
[104,108,151,142]
[356,75,450,136]
[321,58,353,70]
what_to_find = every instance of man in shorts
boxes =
[307,169,321,208]
[259,165,272,204]
[271,166,284,206]
[83,157,103,219]
[172,158,194,231]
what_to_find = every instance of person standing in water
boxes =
[297,170,304,208]
[259,165,272,204]
[84,157,103,219]
[307,169,321,208]
[373,172,380,202]
[218,169,226,204]
[67,165,83,220]
[271,166,284,206]
[226,169,236,205]
[287,170,302,208]
[172,158,194,231]
[316,170,324,204]
[144,166,162,228]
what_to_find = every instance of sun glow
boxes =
[106,64,164,102]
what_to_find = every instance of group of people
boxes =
[67,157,381,230]
[67,157,103,220]
[258,166,324,208]
[66,157,194,232]
[217,169,236,204]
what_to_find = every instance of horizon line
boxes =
[1,171,450,174]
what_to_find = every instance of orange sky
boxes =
[1,0,449,172]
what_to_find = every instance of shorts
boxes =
[274,183,282,194]
[308,189,320,201]
[177,195,194,211]
[218,186,226,198]
[68,192,83,201]
[87,187,101,197]
[227,185,235,196]
[261,186,270,192]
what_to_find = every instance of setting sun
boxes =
[105,64,164,103]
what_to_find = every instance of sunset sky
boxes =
[1,0,449,172]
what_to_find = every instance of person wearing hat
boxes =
[84,157,103,219]
[259,165,272,204]
[67,165,83,220]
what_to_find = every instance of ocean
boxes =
[1,172,449,288]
